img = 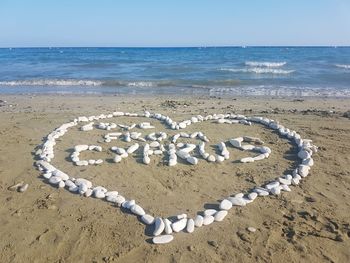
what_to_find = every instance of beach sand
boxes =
[0,94,349,263]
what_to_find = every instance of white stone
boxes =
[202,215,215,225]
[240,157,255,163]
[278,177,291,185]
[219,199,232,210]
[114,155,122,163]
[48,176,62,185]
[265,181,280,190]
[143,155,150,165]
[172,218,187,232]
[130,204,146,216]
[141,214,155,225]
[207,155,216,162]
[127,143,139,154]
[248,192,258,200]
[164,218,173,234]
[153,218,165,236]
[122,200,135,209]
[94,190,105,199]
[194,215,204,227]
[298,149,311,159]
[270,186,281,195]
[177,213,187,219]
[228,197,247,206]
[152,235,174,244]
[186,219,195,233]
[186,156,198,165]
[214,210,228,222]
[204,209,217,216]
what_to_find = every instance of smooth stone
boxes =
[235,193,244,198]
[152,235,174,244]
[253,154,266,161]
[194,215,204,227]
[186,156,198,165]
[153,218,165,236]
[114,155,122,163]
[216,155,225,162]
[291,178,300,185]
[281,184,292,192]
[106,195,119,203]
[52,170,69,181]
[150,141,160,148]
[141,214,155,225]
[302,158,314,167]
[241,144,255,151]
[186,219,195,233]
[204,209,217,216]
[298,150,311,159]
[299,165,310,177]
[84,188,93,197]
[219,199,232,210]
[143,156,151,164]
[58,181,65,188]
[207,155,216,162]
[279,177,291,185]
[176,150,190,159]
[94,190,105,199]
[18,183,29,192]
[164,218,173,234]
[254,187,269,196]
[240,157,255,163]
[247,227,257,233]
[48,176,62,185]
[75,178,92,188]
[130,204,146,216]
[114,195,126,205]
[95,159,103,165]
[214,210,228,222]
[229,137,243,148]
[177,213,187,219]
[127,143,139,154]
[76,160,89,166]
[270,186,281,195]
[122,200,135,209]
[228,197,247,206]
[202,215,215,225]
[265,181,280,190]
[105,191,118,197]
[248,192,258,200]
[172,218,187,232]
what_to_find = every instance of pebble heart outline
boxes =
[35,111,317,244]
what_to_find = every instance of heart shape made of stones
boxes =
[35,111,317,244]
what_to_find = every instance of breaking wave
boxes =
[245,61,287,67]
[220,68,294,74]
[0,79,103,86]
[335,64,350,69]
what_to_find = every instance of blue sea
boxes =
[0,47,349,97]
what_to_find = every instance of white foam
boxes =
[220,68,294,74]
[335,64,350,69]
[0,79,103,86]
[245,61,287,67]
[127,82,154,87]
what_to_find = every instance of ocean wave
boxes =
[220,68,294,74]
[245,61,287,67]
[335,64,350,69]
[0,79,103,86]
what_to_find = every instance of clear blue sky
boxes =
[0,0,349,47]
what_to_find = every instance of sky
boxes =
[0,0,349,47]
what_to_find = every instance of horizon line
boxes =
[0,45,349,49]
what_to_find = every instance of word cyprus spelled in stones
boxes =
[35,111,317,244]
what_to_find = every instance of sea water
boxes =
[0,47,349,97]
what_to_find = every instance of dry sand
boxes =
[0,94,349,263]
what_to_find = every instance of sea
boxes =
[0,47,349,97]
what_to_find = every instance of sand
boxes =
[0,94,349,263]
